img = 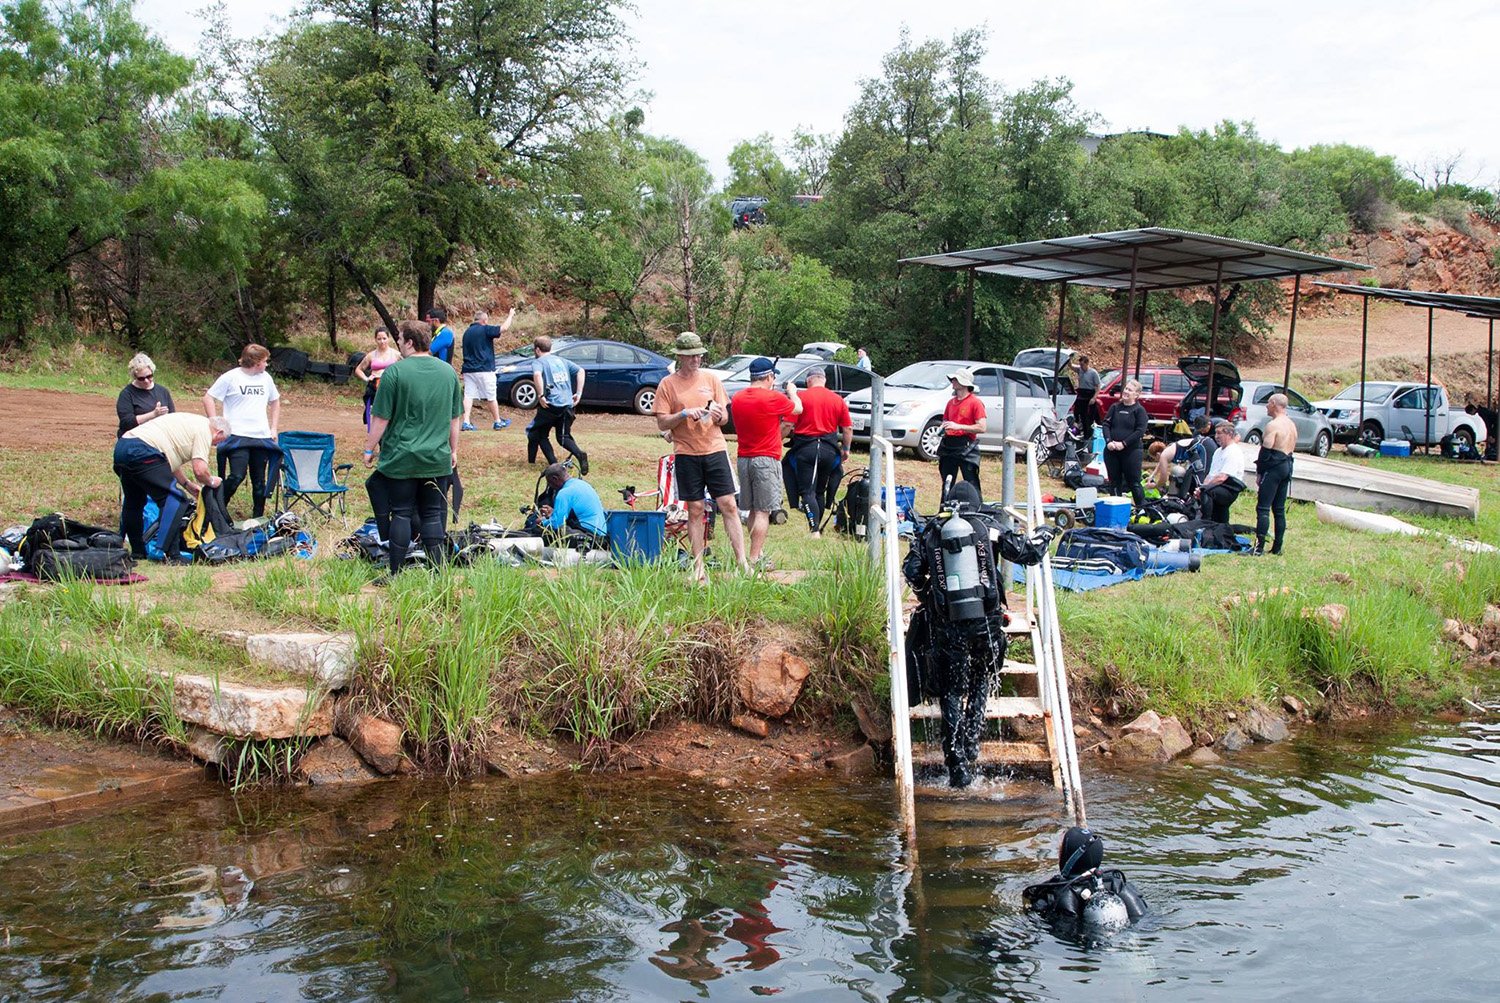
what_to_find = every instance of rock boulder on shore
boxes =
[1113,710,1193,762]
[735,642,811,719]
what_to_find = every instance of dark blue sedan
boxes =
[495,338,672,415]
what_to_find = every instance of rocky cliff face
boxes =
[1335,214,1500,296]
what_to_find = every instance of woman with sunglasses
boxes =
[116,353,176,438]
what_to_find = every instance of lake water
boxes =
[1,709,1496,1001]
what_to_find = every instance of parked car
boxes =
[706,354,758,379]
[730,196,768,229]
[846,360,1054,460]
[1019,367,1077,419]
[722,358,875,433]
[1092,363,1196,424]
[494,337,671,415]
[1173,356,1246,425]
[798,341,848,361]
[1313,382,1488,447]
[1231,382,1334,456]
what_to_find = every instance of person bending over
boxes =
[114,413,229,557]
[539,463,608,550]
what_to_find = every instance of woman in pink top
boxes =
[354,326,401,429]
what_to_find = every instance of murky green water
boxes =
[2,710,1497,1001]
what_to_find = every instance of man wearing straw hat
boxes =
[653,332,749,582]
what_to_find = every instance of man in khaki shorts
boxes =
[653,331,749,582]
[730,356,801,569]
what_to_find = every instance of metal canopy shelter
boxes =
[902,228,1369,410]
[1313,282,1500,446]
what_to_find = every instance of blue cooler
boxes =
[606,510,667,563]
[1379,439,1412,457]
[1094,496,1132,529]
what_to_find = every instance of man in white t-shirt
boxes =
[1197,422,1245,524]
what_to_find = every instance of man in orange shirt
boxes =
[654,332,749,581]
[785,367,852,537]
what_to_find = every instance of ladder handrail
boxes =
[870,434,917,852]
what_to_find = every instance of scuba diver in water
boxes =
[903,479,1053,787]
[1023,826,1148,932]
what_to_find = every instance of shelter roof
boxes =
[1312,282,1500,320]
[900,228,1369,291]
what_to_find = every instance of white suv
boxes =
[847,360,1056,460]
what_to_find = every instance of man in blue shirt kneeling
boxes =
[541,463,607,550]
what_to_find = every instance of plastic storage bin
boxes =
[1378,439,1412,457]
[606,510,667,563]
[1094,496,1132,529]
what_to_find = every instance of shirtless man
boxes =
[1253,393,1298,555]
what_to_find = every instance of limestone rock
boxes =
[241,632,356,689]
[342,713,411,775]
[1218,727,1249,752]
[851,698,892,743]
[183,725,228,765]
[735,643,811,718]
[1185,747,1221,765]
[1118,710,1193,760]
[1281,694,1306,717]
[1459,632,1481,652]
[1483,605,1500,630]
[1244,707,1290,744]
[297,737,380,785]
[163,672,333,740]
[824,744,877,777]
[731,713,770,739]
[1301,603,1347,633]
[1441,619,1464,641]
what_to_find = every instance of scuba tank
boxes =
[938,513,985,621]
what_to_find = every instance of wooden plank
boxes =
[913,741,1051,766]
[909,696,1043,720]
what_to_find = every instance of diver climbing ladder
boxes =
[869,434,1086,852]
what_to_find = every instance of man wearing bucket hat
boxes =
[939,368,987,498]
[654,332,749,581]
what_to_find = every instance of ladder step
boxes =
[1000,661,1039,675]
[909,696,1044,720]
[913,741,1052,767]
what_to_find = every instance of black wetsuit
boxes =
[1102,402,1149,508]
[1254,447,1294,554]
[1023,868,1148,929]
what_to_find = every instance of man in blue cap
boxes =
[730,356,801,568]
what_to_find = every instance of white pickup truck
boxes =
[1313,382,1487,447]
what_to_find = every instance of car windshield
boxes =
[1332,383,1396,404]
[503,338,573,361]
[709,354,756,375]
[884,362,959,390]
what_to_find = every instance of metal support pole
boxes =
[1489,318,1494,413]
[1001,374,1017,582]
[963,269,975,360]
[1120,247,1139,379]
[1134,290,1148,379]
[1282,274,1302,390]
[1359,295,1369,435]
[867,375,885,561]
[1426,306,1434,449]
[1052,282,1067,408]
[1207,264,1224,412]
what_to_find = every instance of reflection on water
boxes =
[1,710,1497,1001]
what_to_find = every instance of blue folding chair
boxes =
[275,431,352,521]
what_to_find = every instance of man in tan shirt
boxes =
[113,412,230,557]
[654,331,748,581]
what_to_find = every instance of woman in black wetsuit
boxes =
[1102,379,1149,509]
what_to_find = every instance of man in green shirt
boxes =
[363,320,463,572]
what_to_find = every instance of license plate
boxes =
[853,417,868,432]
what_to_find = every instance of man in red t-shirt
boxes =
[939,368,987,498]
[731,357,802,566]
[785,368,853,536]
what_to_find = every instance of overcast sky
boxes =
[141,0,1499,189]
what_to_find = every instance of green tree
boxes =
[745,253,852,357]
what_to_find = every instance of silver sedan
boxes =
[1233,381,1334,456]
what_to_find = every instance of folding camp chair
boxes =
[274,431,352,521]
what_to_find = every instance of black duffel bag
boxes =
[20,513,134,581]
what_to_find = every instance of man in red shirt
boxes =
[653,331,749,581]
[785,367,853,537]
[730,357,802,567]
[939,368,987,498]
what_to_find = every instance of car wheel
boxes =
[1313,430,1332,457]
[1360,419,1383,444]
[510,380,538,410]
[1454,426,1476,450]
[917,419,943,462]
[1245,429,1263,446]
[632,385,657,416]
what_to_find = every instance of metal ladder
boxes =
[870,434,1086,856]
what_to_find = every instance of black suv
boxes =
[730,196,768,229]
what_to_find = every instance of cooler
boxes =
[606,510,666,563]
[1378,439,1412,457]
[1094,496,1132,529]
